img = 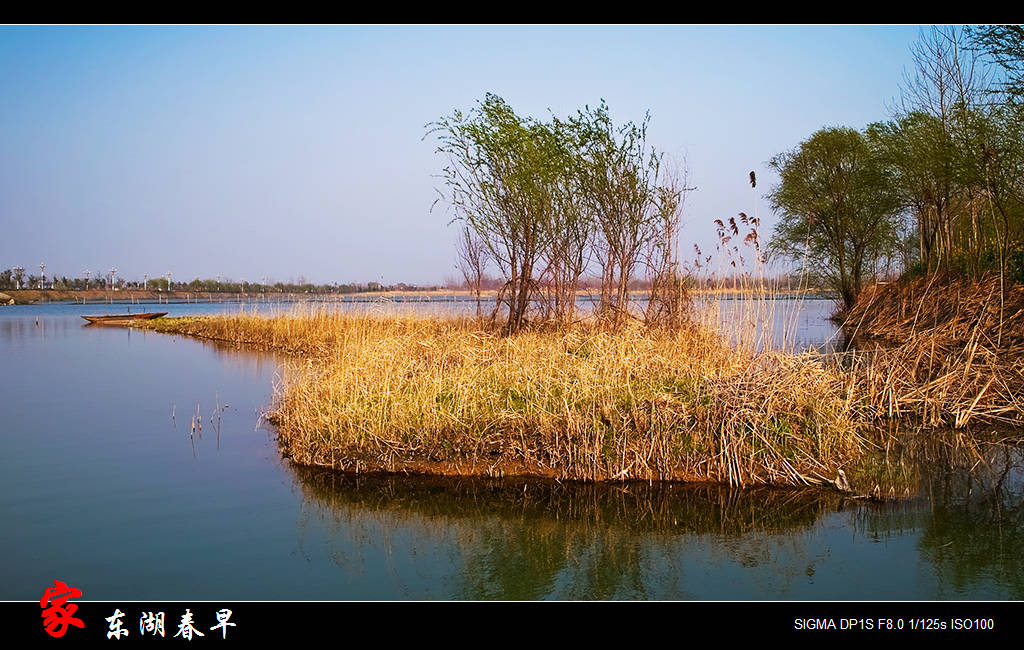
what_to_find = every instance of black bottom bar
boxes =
[7,600,1022,643]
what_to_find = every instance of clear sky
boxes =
[0,25,925,285]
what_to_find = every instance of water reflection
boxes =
[848,428,1024,496]
[290,469,849,599]
[285,437,1024,600]
[856,436,1024,599]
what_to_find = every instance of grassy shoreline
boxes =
[142,311,864,487]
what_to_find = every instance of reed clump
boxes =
[843,273,1024,427]
[141,309,864,487]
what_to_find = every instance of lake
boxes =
[2,300,1022,600]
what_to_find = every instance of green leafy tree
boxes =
[768,127,905,311]
[431,95,687,331]
[570,102,663,324]
[430,94,570,334]
[866,112,957,272]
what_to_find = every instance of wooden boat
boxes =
[82,312,167,325]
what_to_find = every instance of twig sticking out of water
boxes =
[211,392,223,449]
[190,404,202,438]
[189,403,203,458]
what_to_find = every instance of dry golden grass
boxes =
[142,309,864,487]
[843,273,1024,428]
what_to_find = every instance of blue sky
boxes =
[0,25,924,285]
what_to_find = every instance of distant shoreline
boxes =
[0,286,836,306]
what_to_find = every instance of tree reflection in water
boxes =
[283,429,1024,599]
[855,435,1024,599]
[289,469,845,599]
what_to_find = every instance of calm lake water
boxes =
[2,300,1022,600]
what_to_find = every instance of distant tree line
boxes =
[431,94,691,333]
[0,268,437,295]
[768,26,1024,311]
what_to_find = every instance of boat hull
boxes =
[81,312,168,325]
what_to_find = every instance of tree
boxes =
[430,94,567,334]
[431,95,687,332]
[768,127,905,311]
[570,102,663,325]
[896,27,994,274]
[455,225,490,318]
[877,26,1024,281]
[643,163,692,328]
[534,116,594,325]
[970,25,1024,100]
[866,112,957,272]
